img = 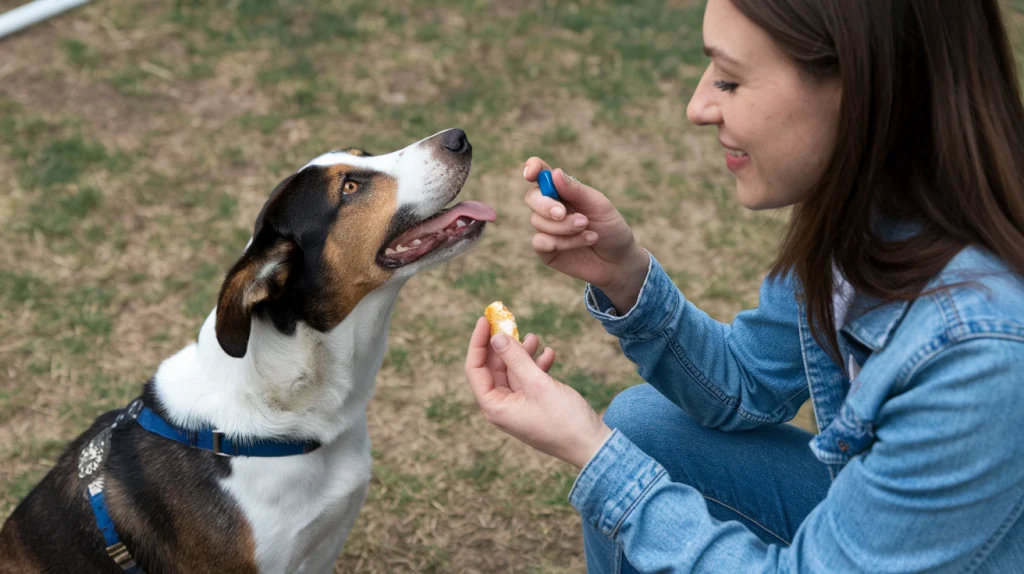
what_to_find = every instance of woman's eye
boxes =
[714,80,739,93]
[343,181,360,194]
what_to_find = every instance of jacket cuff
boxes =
[569,429,668,537]
[585,252,680,340]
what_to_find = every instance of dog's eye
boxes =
[342,180,360,195]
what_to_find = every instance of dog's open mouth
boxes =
[377,201,497,268]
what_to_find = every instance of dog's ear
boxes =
[215,174,298,358]
[215,239,295,358]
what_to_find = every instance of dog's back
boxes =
[0,406,260,573]
[2,411,121,573]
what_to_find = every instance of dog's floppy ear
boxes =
[215,239,295,358]
[215,175,297,358]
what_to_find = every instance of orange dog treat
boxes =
[485,301,519,342]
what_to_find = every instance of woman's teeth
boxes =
[727,150,748,157]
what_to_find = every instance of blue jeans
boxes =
[583,384,833,574]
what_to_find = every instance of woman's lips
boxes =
[725,149,750,171]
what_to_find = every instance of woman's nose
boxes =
[686,69,722,127]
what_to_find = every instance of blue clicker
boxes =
[538,170,561,201]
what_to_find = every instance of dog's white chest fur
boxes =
[152,282,404,573]
[223,421,372,573]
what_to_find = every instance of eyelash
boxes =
[714,80,738,93]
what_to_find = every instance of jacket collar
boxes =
[837,216,921,352]
[841,294,911,352]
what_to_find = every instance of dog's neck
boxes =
[151,279,408,444]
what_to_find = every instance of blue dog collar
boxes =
[131,403,322,457]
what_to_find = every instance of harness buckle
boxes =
[106,541,138,569]
[211,431,230,456]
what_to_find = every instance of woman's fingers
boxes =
[525,186,569,222]
[530,211,589,236]
[523,157,553,183]
[532,231,599,254]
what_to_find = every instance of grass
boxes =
[2,1,1020,571]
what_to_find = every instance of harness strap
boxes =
[78,397,322,572]
[88,487,143,573]
[79,424,144,573]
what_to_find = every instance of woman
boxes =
[464,0,1024,572]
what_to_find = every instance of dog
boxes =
[0,128,496,573]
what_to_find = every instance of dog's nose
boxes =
[441,129,471,155]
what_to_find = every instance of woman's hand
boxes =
[464,317,612,469]
[524,157,650,312]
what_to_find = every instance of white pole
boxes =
[0,0,93,40]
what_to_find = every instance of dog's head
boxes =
[214,128,494,358]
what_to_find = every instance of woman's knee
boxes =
[603,384,701,457]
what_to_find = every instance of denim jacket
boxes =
[570,246,1024,572]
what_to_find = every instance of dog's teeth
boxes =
[385,247,397,256]
[456,219,467,228]
[395,244,411,253]
[412,239,422,246]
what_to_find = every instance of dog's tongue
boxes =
[446,201,497,224]
[389,201,496,247]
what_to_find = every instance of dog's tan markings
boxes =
[320,172,399,324]
[105,443,258,572]
[216,242,294,358]
[322,164,358,204]
[0,518,42,573]
[343,147,369,157]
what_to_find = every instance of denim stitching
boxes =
[664,335,737,408]
[702,494,791,546]
[797,302,827,432]
[610,468,667,538]
[896,333,1024,394]
[663,334,779,425]
[568,429,621,507]
[930,290,963,339]
[942,288,964,332]
[964,490,1024,572]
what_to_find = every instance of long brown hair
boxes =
[730,0,1024,360]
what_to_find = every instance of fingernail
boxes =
[551,206,566,220]
[584,231,598,242]
[573,216,587,228]
[524,165,530,179]
[491,334,509,350]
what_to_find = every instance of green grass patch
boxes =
[60,38,98,68]
[425,392,464,435]
[456,448,504,490]
[384,345,410,373]
[25,186,103,237]
[20,135,108,191]
[452,267,506,298]
[516,302,585,340]
[560,368,628,411]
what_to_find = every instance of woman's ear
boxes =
[215,239,296,358]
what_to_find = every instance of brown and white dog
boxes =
[0,128,496,573]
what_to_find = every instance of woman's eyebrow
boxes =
[703,45,744,68]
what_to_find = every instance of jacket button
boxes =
[837,440,850,452]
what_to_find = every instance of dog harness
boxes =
[77,398,323,572]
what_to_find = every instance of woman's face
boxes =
[687,0,842,210]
